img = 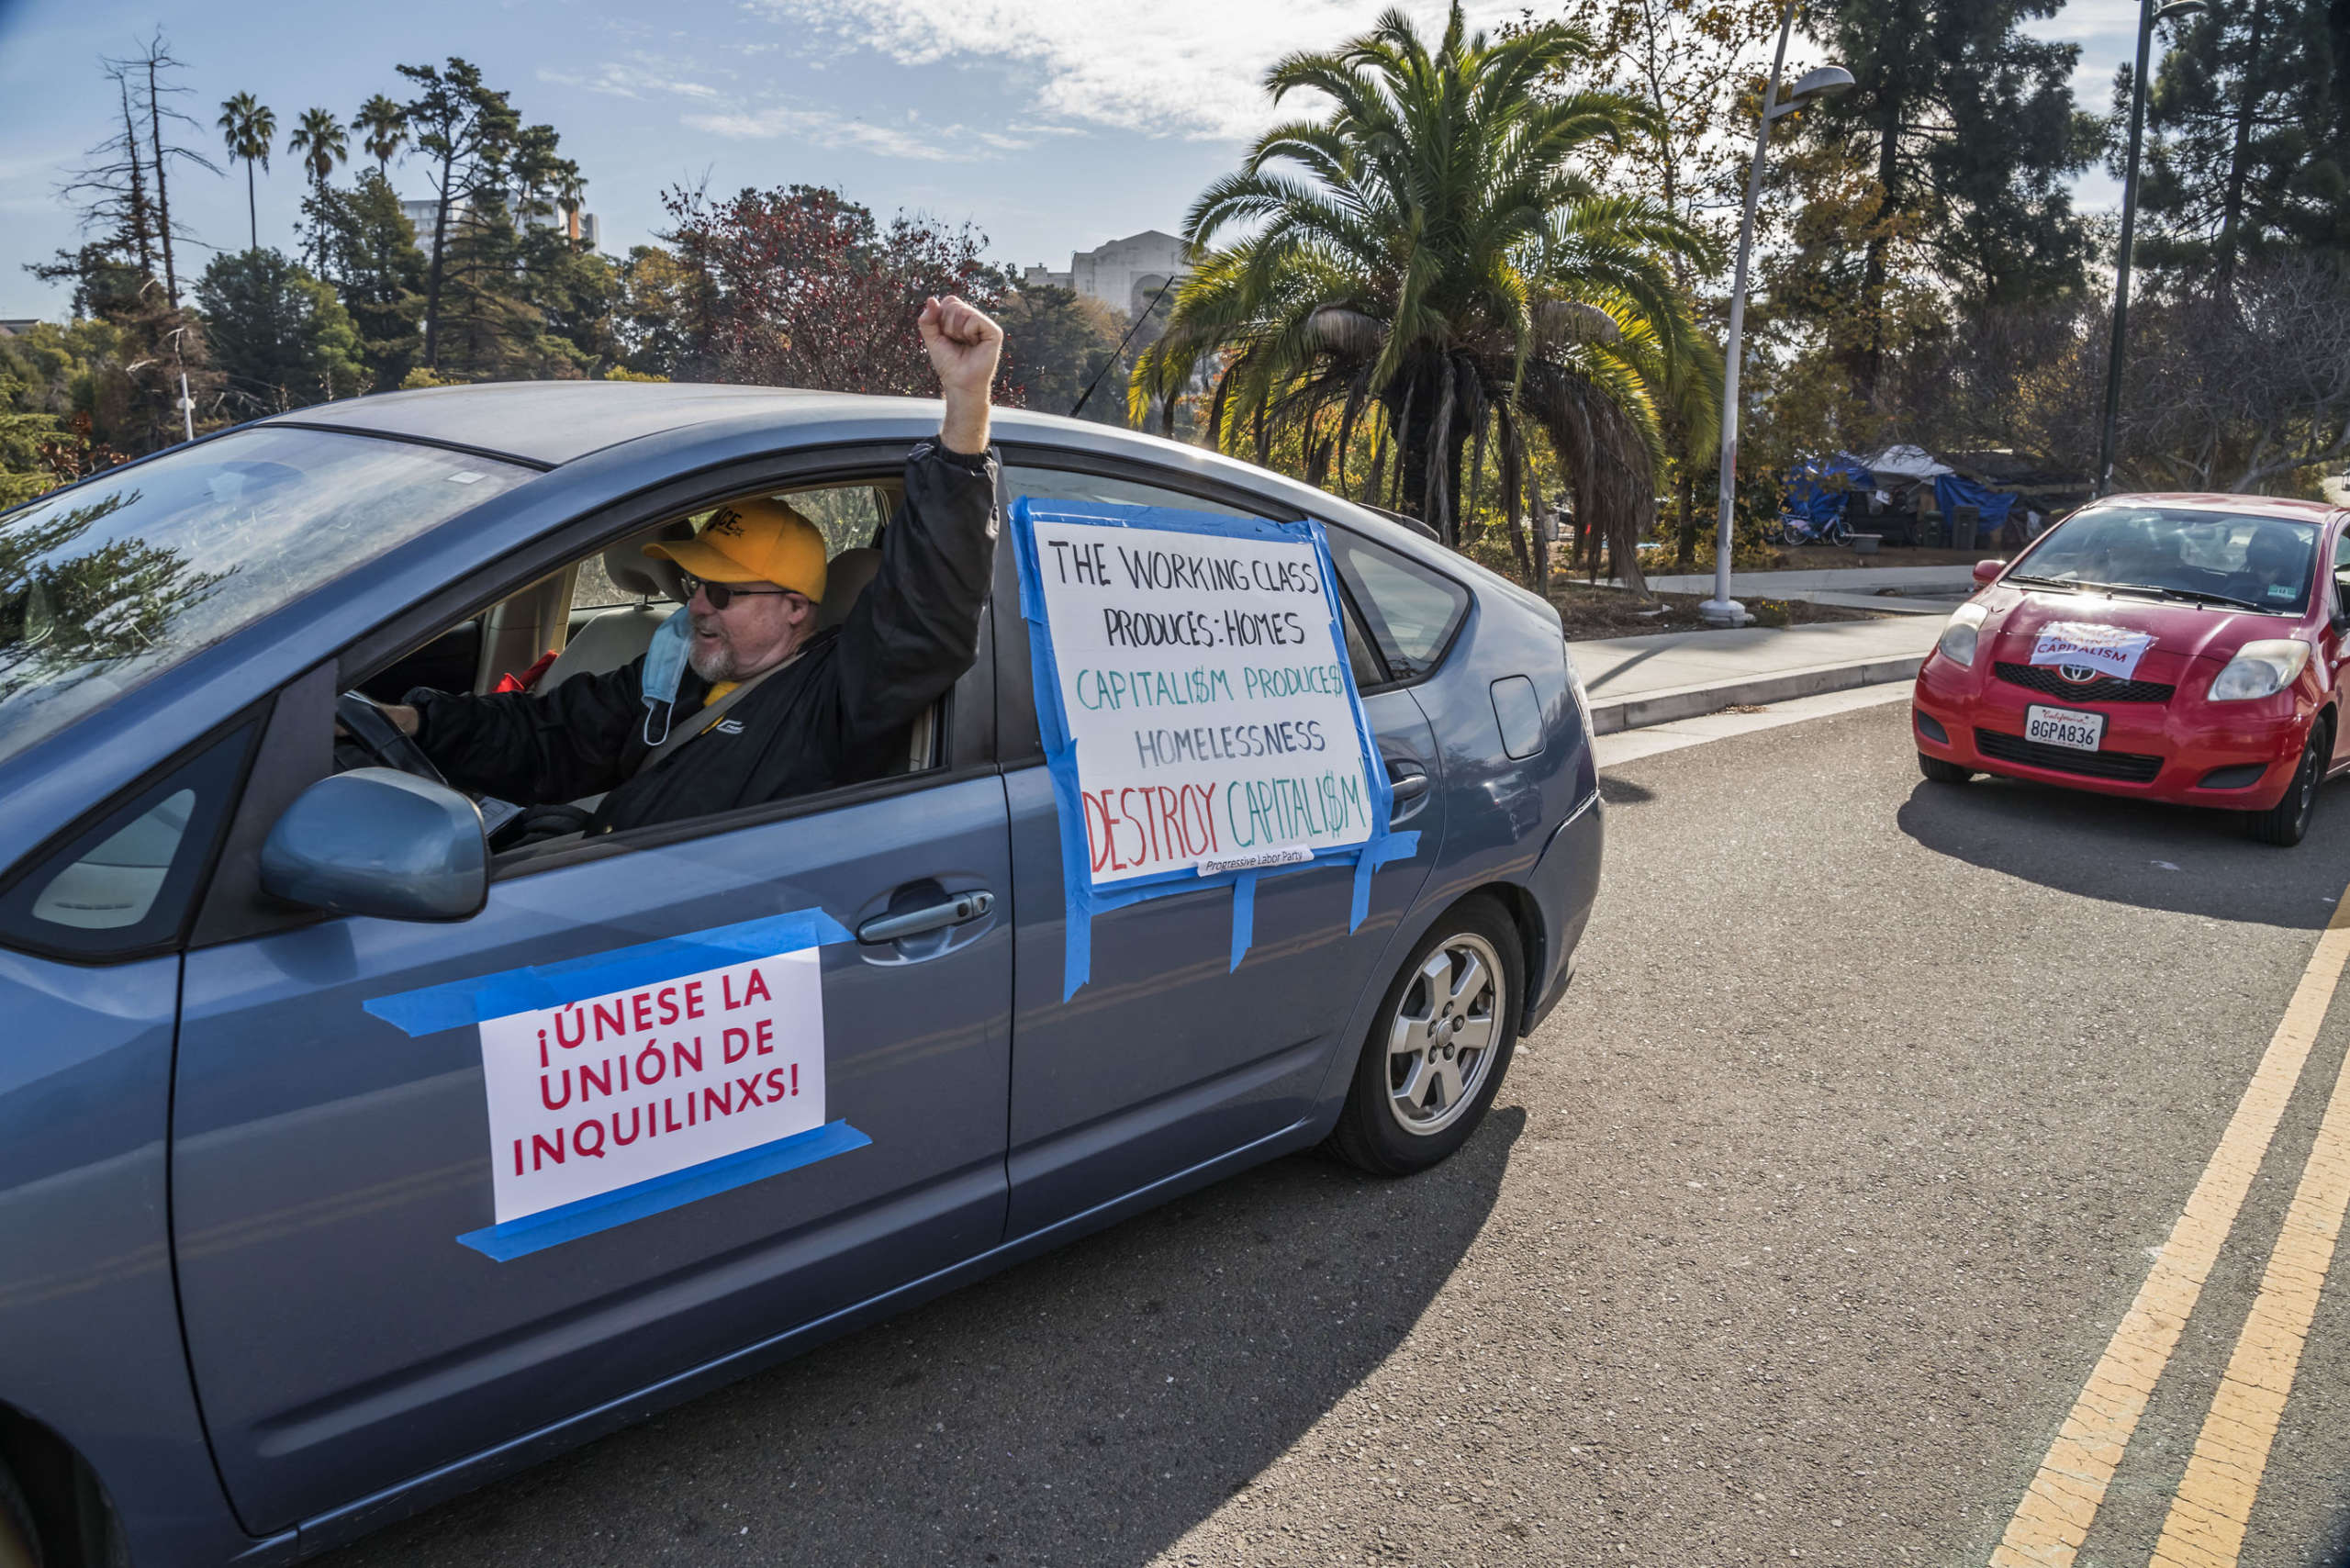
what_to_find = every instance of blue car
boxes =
[0,384,1601,1567]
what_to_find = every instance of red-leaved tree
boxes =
[660,184,1022,401]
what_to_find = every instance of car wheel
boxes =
[1918,751,1974,784]
[1326,897,1522,1177]
[2247,731,2326,847]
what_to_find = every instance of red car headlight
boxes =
[2210,640,2311,701]
[1936,602,1988,668]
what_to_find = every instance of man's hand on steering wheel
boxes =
[335,691,446,784]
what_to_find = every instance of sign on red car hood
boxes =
[1985,587,2291,674]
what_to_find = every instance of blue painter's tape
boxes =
[1228,870,1258,971]
[363,907,856,1037]
[455,1120,871,1261]
[1349,831,1423,930]
[1012,498,1399,997]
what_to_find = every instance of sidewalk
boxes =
[1573,616,1942,734]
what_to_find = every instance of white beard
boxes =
[688,637,737,682]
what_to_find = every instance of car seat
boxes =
[541,521,695,690]
[815,547,881,633]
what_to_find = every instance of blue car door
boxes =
[990,457,1448,1237]
[171,648,1010,1530]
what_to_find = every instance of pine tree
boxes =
[308,170,428,389]
[2136,0,2350,283]
[395,58,517,369]
[196,249,368,415]
[1784,0,2099,398]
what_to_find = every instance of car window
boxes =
[2334,531,2349,614]
[1003,465,1256,519]
[572,485,893,611]
[0,429,532,769]
[1325,530,1472,681]
[0,723,253,959]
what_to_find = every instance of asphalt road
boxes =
[321,698,2350,1568]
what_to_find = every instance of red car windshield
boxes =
[2012,505,2320,615]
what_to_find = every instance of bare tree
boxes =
[121,32,218,307]
[2118,257,2350,493]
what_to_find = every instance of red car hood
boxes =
[1982,587,2300,678]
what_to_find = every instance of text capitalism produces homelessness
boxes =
[1051,535,1371,878]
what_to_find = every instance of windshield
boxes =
[2015,504,2320,613]
[0,427,531,768]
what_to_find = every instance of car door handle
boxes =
[1388,766,1430,802]
[856,890,994,944]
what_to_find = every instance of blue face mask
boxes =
[641,606,691,745]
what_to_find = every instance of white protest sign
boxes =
[476,949,825,1224]
[1027,515,1377,888]
[2030,621,2157,681]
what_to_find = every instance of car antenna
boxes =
[1069,274,1180,421]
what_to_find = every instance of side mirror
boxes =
[1973,559,2005,587]
[261,768,488,922]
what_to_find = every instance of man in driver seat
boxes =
[373,296,1003,834]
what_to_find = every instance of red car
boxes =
[1912,493,2350,846]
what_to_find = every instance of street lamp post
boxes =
[1700,14,1854,627]
[2095,0,2209,495]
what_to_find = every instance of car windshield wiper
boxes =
[2007,574,2270,610]
[2142,585,2269,611]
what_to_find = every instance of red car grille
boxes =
[1993,662,2175,704]
[1975,729,2165,782]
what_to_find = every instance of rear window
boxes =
[0,429,532,767]
[1325,530,1471,682]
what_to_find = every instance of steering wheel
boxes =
[335,691,592,850]
[336,691,450,784]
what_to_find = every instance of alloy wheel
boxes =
[1386,932,1505,1137]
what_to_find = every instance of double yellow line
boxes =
[1992,892,2350,1567]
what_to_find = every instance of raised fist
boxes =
[919,295,1004,400]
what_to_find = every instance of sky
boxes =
[0,0,2144,321]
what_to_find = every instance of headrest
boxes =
[817,547,883,632]
[606,521,692,603]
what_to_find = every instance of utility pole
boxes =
[1698,6,1853,626]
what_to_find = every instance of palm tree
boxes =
[216,91,276,252]
[352,94,408,177]
[286,107,348,269]
[1132,4,1716,592]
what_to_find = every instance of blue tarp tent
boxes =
[1932,474,2019,529]
[1784,453,1874,524]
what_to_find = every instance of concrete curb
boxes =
[1614,565,1983,595]
[1586,654,1923,735]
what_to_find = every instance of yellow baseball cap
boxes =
[644,498,828,601]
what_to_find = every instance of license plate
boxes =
[2025,704,2105,751]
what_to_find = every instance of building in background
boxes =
[1024,230,1188,318]
[397,200,599,249]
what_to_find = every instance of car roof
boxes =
[261,380,1182,471]
[264,382,845,466]
[254,380,1525,599]
[2103,491,2340,524]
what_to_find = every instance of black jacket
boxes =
[410,441,998,834]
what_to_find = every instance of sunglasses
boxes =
[685,577,806,611]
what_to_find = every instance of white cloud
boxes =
[743,0,1529,140]
[682,104,1002,161]
[539,58,726,101]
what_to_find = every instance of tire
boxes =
[1918,751,1974,784]
[2247,731,2326,846]
[1326,896,1523,1176]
